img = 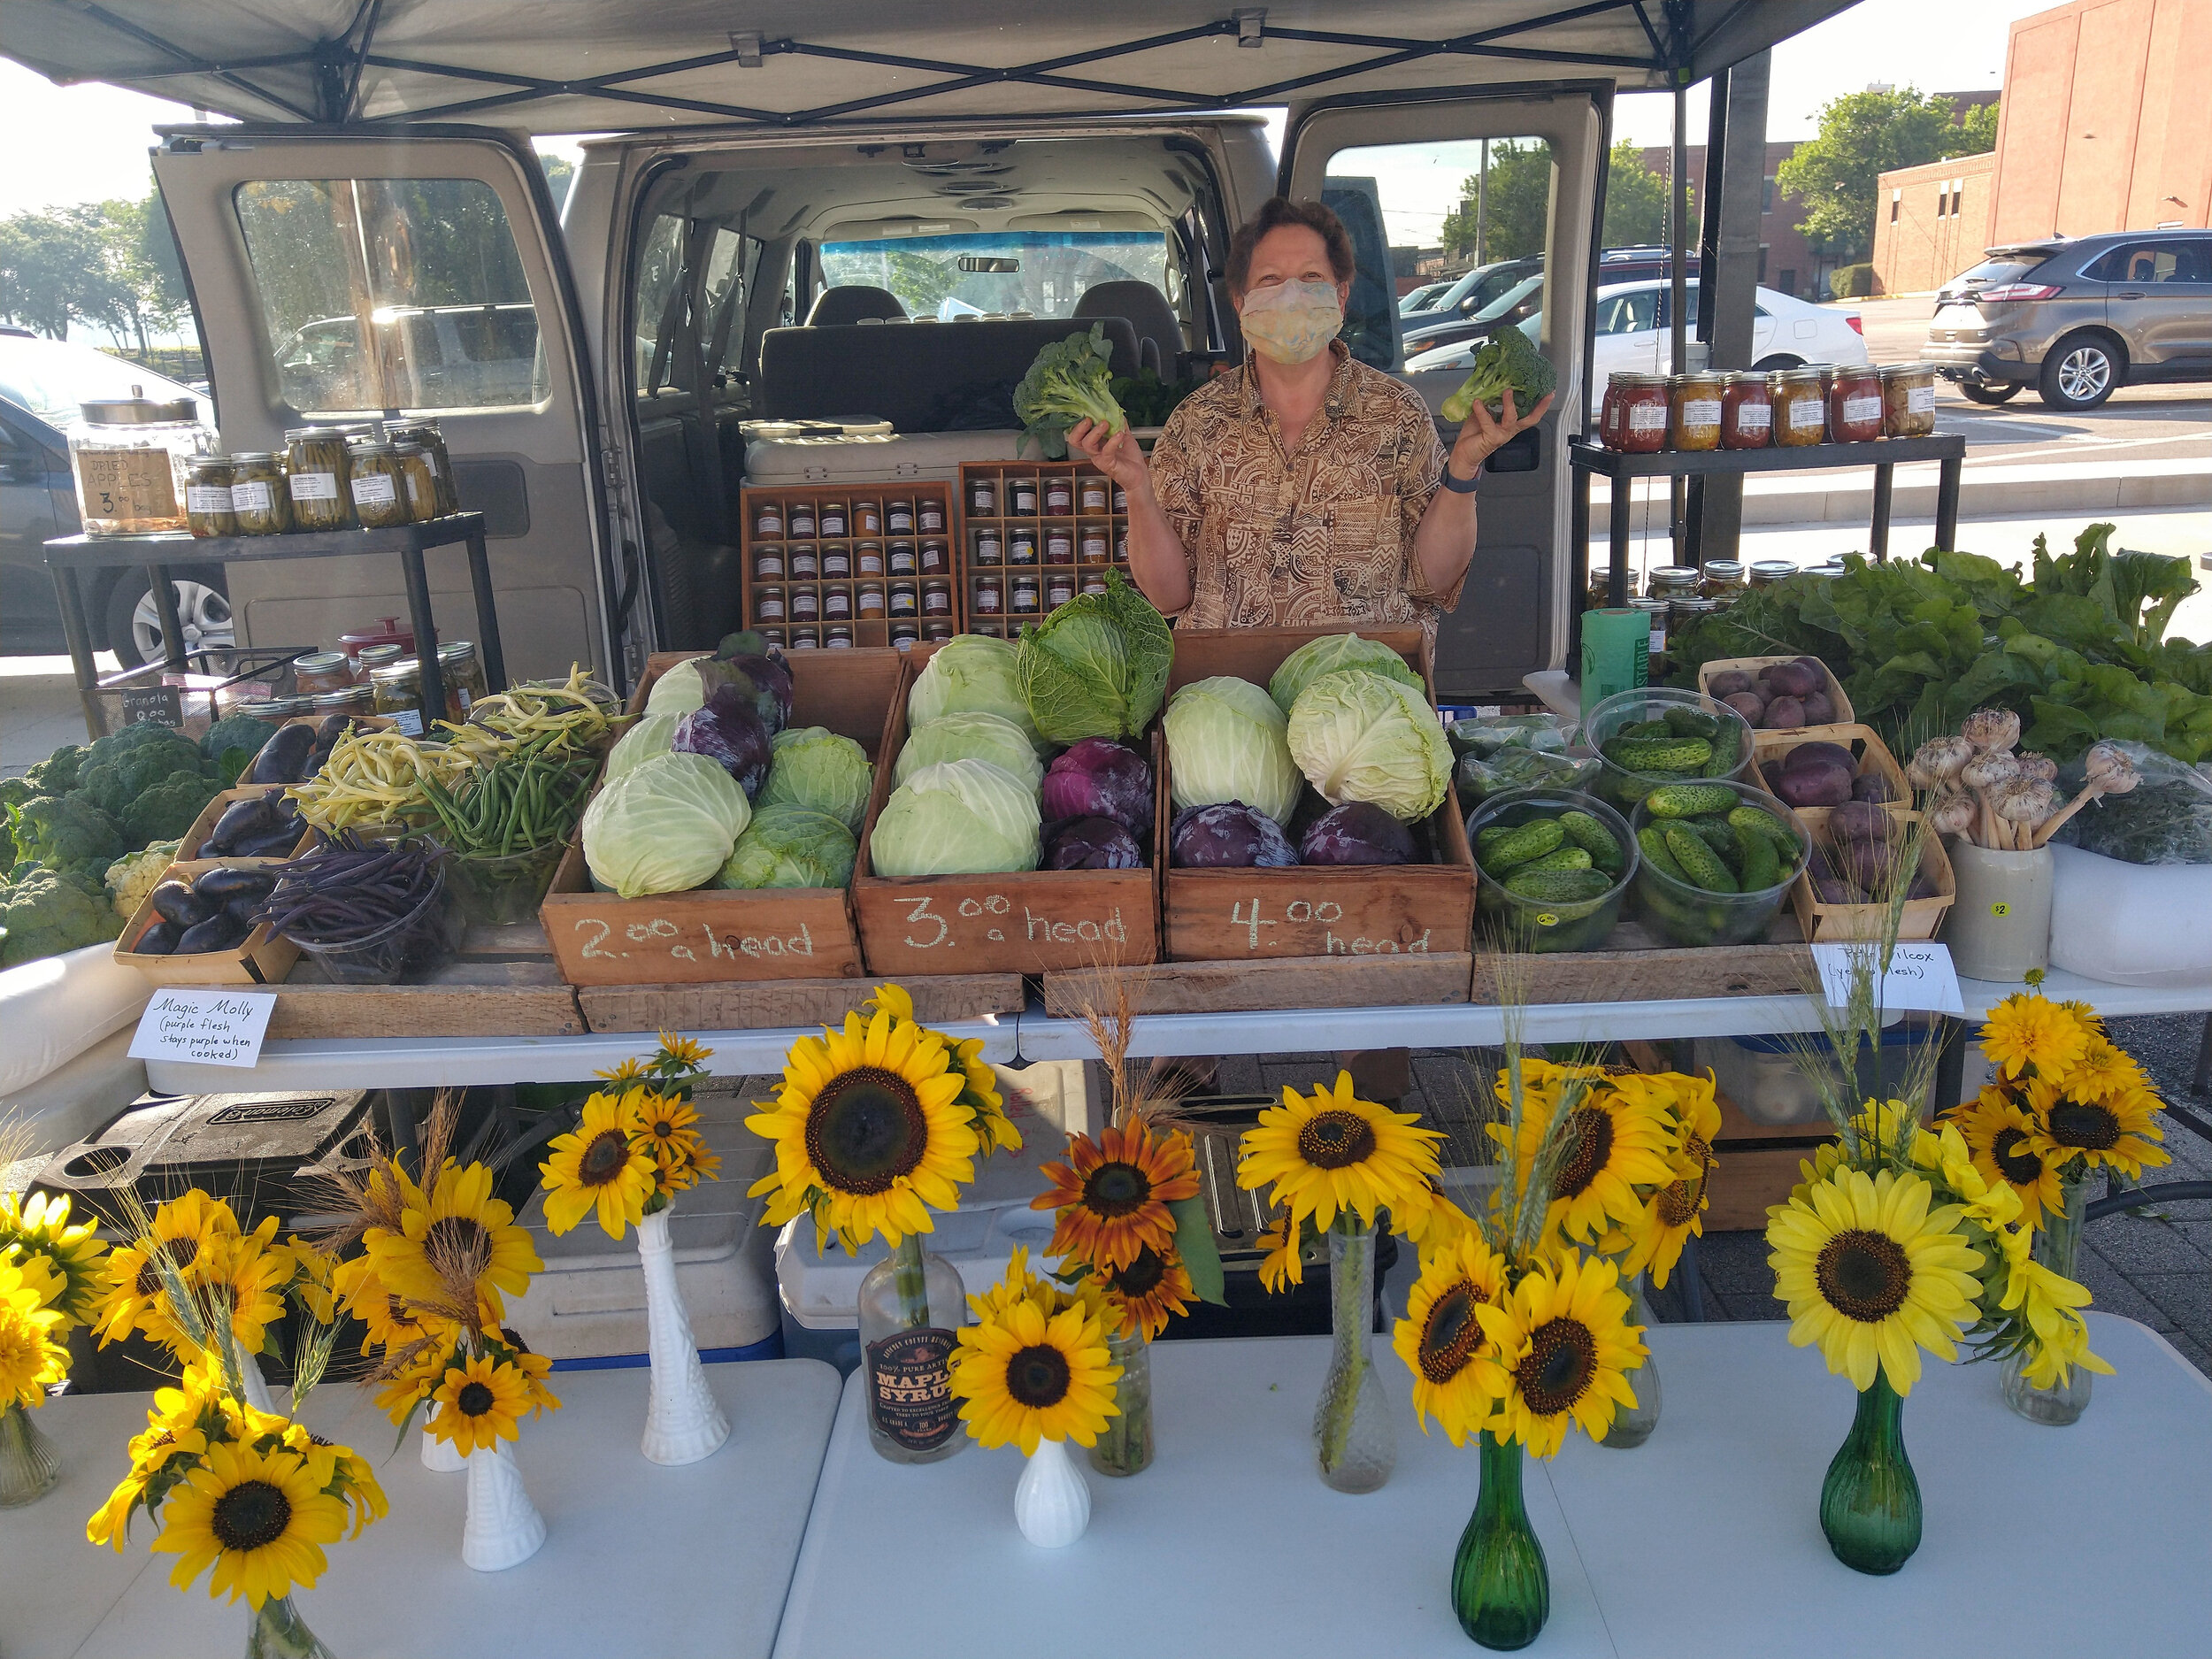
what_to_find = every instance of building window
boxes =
[1757,245,1769,281]
[1891,188,1901,224]
[1936,187,1948,219]
[1778,267,1796,297]
[1763,176,1777,214]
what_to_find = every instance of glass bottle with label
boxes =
[348,442,413,528]
[789,626,820,649]
[826,624,855,649]
[227,452,294,535]
[922,578,952,618]
[1044,526,1074,565]
[68,388,212,534]
[1719,373,1772,449]
[1044,475,1073,515]
[791,587,819,624]
[787,544,818,582]
[285,427,356,530]
[1615,376,1669,454]
[972,574,1003,617]
[1008,527,1038,567]
[1668,373,1724,452]
[1829,366,1883,442]
[854,500,882,536]
[1878,364,1937,437]
[918,539,950,576]
[887,498,915,534]
[1010,573,1041,615]
[972,526,1002,565]
[754,499,785,539]
[753,544,786,581]
[857,581,885,618]
[818,499,848,538]
[369,658,427,735]
[755,585,787,626]
[787,499,817,538]
[185,456,238,537]
[1079,475,1110,513]
[969,476,998,516]
[890,619,919,647]
[918,497,946,534]
[1079,526,1109,564]
[856,542,885,577]
[1010,476,1039,515]
[821,544,851,580]
[888,581,918,618]
[824,584,853,622]
[887,541,918,578]
[385,419,458,515]
[436,640,487,719]
[1770,368,1827,446]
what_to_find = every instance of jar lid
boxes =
[1648,565,1700,583]
[436,641,475,664]
[286,426,349,441]
[311,688,370,709]
[369,657,421,682]
[1620,374,1668,387]
[1672,595,1720,613]
[1749,559,1798,577]
[1676,371,1725,387]
[1702,559,1746,579]
[353,442,398,459]
[296,651,350,673]
[259,696,314,717]
[356,642,404,667]
[231,450,282,464]
[1770,367,1824,384]
[189,453,234,469]
[1724,371,1769,385]
[1875,363,1928,380]
[81,386,199,425]
[1628,597,1671,612]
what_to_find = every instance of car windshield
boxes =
[818,231,1169,322]
[0,338,200,426]
[1948,257,2042,289]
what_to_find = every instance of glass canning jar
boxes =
[886,498,916,534]
[1079,526,1110,564]
[918,540,950,576]
[972,526,1002,565]
[347,443,413,528]
[293,651,355,697]
[285,427,356,530]
[68,388,211,534]
[384,419,457,515]
[390,442,440,521]
[753,543,786,581]
[1699,559,1746,599]
[887,541,917,578]
[969,475,998,516]
[918,497,946,534]
[1045,571,1076,608]
[821,545,851,580]
[789,626,820,650]
[185,456,238,537]
[369,657,427,733]
[1044,476,1073,515]
[857,581,885,618]
[1616,375,1668,453]
[971,575,1003,617]
[788,544,820,582]
[1668,373,1725,451]
[922,578,953,618]
[1079,476,1110,513]
[1599,373,1625,448]
[890,620,919,647]
[227,451,294,534]
[819,499,849,538]
[826,624,855,649]
[824,583,853,622]
[1770,369,1827,447]
[1647,565,1701,601]
[1720,372,1772,449]
[754,584,787,626]
[888,580,918,618]
[854,500,882,536]
[1044,526,1073,565]
[754,499,784,538]
[1829,365,1883,442]
[1008,527,1039,566]
[1010,573,1041,615]
[791,587,819,624]
[787,499,817,538]
[1747,558,1798,588]
[1080,571,1108,596]
[436,640,487,718]
[924,621,954,643]
[856,542,885,576]
[1009,476,1039,515]
[311,685,373,718]
[1878,363,1937,437]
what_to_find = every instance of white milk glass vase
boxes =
[1014,1436,1091,1548]
[636,1206,730,1464]
[463,1439,547,1571]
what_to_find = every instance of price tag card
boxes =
[128,988,277,1068]
[1810,941,1964,1018]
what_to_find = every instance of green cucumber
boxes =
[1607,737,1713,774]
[1505,866,1613,903]
[1517,845,1594,874]
[1619,719,1673,741]
[1727,805,1801,851]
[1701,718,1742,779]
[1645,782,1740,819]
[1558,810,1623,872]
[1736,821,1782,892]
[1476,818,1564,873]
[1662,705,1721,740]
[1687,817,1741,869]
[1663,825,1740,893]
[1638,825,1688,882]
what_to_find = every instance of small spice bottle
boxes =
[185,456,239,537]
[886,498,915,534]
[1044,475,1073,516]
[754,499,784,538]
[972,526,1002,565]
[969,476,998,516]
[285,427,355,530]
[787,500,817,538]
[857,581,886,618]
[818,499,848,538]
[227,452,293,535]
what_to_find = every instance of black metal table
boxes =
[43,512,504,740]
[1569,433,1969,609]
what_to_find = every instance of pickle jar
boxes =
[888,581,918,618]
[368,657,428,734]
[348,443,413,528]
[1878,363,1937,437]
[1770,369,1826,447]
[385,419,458,515]
[67,387,211,534]
[1668,372,1725,452]
[292,651,355,698]
[1747,558,1797,588]
[1671,594,1718,641]
[1647,565,1701,601]
[285,427,356,530]
[1829,365,1883,442]
[437,641,488,718]
[1616,374,1669,453]
[185,456,239,537]
[1720,372,1772,449]
[311,685,374,718]
[1630,595,1672,664]
[390,442,440,521]
[857,581,886,618]
[1586,564,1617,609]
[972,526,1003,565]
[227,451,294,535]
[1699,558,1746,600]
[354,641,404,680]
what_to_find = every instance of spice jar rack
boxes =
[956,461,1130,639]
[738,482,961,652]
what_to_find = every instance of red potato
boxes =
[1708,669,1755,698]
[1763,695,1807,730]
[1722,691,1767,724]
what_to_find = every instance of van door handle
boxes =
[2114,292,2145,301]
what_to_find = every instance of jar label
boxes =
[1647,625,1667,651]
[1789,399,1824,431]
[974,588,1001,611]
[290,470,340,502]
[1843,395,1881,426]
[75,449,178,522]
[350,472,398,508]
[1626,403,1666,434]
[1908,386,1936,414]
[231,480,274,513]
[924,589,950,614]
[859,592,884,613]
[1734,403,1771,432]
[1680,398,1722,428]
[390,708,425,736]
[186,485,234,514]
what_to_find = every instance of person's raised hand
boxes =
[1448,388,1555,480]
[1065,419,1152,498]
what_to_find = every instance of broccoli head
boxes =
[106,840,182,921]
[201,713,282,766]
[21,743,83,798]
[120,771,222,846]
[1440,322,1556,426]
[75,726,207,819]
[12,794,124,875]
[0,865,126,968]
[1012,323,1127,460]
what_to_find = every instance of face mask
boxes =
[1238,279,1344,364]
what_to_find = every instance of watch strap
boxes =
[1442,463,1480,494]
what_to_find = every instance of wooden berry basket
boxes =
[1698,654,1856,747]
[113,857,301,986]
[1748,725,1910,818]
[178,784,319,863]
[1787,810,1957,943]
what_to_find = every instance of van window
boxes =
[817,231,1170,322]
[234,179,548,414]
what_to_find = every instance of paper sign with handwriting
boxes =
[1810,941,1964,1018]
[129,989,277,1068]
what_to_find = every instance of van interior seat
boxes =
[757,315,1141,431]
[1072,280,1182,378]
[807,285,908,326]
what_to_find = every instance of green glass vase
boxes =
[1819,1374,1921,1575]
[1451,1432,1549,1650]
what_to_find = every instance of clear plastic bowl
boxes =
[1468,787,1639,953]
[289,870,462,984]
[1629,779,1810,948]
[1582,686,1755,812]
[448,842,565,927]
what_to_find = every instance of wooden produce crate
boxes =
[1788,812,1956,943]
[850,647,1160,977]
[1470,916,1814,1004]
[178,784,317,862]
[738,480,959,649]
[539,648,902,987]
[114,857,301,986]
[1698,654,1856,746]
[956,461,1131,641]
[1748,723,1909,809]
[1041,954,1471,1018]
[578,974,1025,1034]
[266,964,585,1038]
[1159,627,1475,968]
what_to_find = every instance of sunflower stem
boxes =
[891,1233,933,1331]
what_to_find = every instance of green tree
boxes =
[0,207,115,338]
[539,153,574,211]
[1778,87,1999,263]
[1601,142,1672,249]
[1440,139,1553,262]
[1957,99,2001,155]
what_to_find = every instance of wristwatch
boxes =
[1442,462,1479,494]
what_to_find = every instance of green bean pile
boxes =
[418,730,600,857]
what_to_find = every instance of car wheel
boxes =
[2037,334,2123,410]
[1960,381,2023,405]
[101,569,234,670]
[1750,355,1801,373]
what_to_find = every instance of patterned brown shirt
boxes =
[1148,342,1462,639]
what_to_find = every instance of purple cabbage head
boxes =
[1043,816,1144,870]
[1299,801,1416,866]
[1041,737,1153,834]
[674,685,774,799]
[1170,801,1298,869]
[698,652,794,737]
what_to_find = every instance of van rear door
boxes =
[1280,93,1605,701]
[150,127,615,688]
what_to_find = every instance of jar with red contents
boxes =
[1615,375,1668,454]
[1829,365,1883,442]
[1599,373,1629,449]
[1719,372,1772,449]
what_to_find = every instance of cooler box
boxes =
[1694,1025,1940,1127]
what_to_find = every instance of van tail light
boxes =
[1844,314,1863,335]
[1974,283,2062,303]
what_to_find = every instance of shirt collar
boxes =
[1240,338,1355,422]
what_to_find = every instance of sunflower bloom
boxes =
[426,1351,543,1455]
[0,1249,70,1408]
[370,1160,542,1323]
[1238,1071,1445,1236]
[949,1291,1121,1455]
[2052,1036,2147,1103]
[1394,1230,1509,1446]
[1033,1115,1198,1272]
[1616,1140,1716,1289]
[1474,1252,1647,1457]
[0,1190,111,1333]
[93,1189,242,1352]
[151,1440,349,1608]
[1980,993,2093,1081]
[1490,1073,1676,1245]
[2026,1081,2169,1181]
[541,1089,659,1238]
[1949,1087,2067,1229]
[1100,1245,1196,1340]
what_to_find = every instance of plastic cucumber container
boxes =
[1627,779,1809,948]
[1583,687,1755,813]
[1467,787,1639,954]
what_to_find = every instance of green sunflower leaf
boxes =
[1168,1194,1226,1306]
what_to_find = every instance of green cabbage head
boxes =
[908,635,1046,755]
[870,758,1041,877]
[757,726,872,832]
[715,803,856,890]
[642,657,711,718]
[1268,632,1425,715]
[1016,568,1171,743]
[1286,669,1452,823]
[1164,675,1302,826]
[580,750,750,897]
[604,710,680,781]
[894,712,1044,793]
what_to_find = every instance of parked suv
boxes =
[1919,230,2212,411]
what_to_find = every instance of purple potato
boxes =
[1763,695,1807,731]
[1813,876,1861,905]
[1905,869,1939,902]
[1773,755,1854,808]
[1800,690,1835,725]
[1851,771,1898,804]
[1782,741,1855,776]
[1763,659,1824,700]
[1838,835,1895,894]
[1827,800,1893,845]
[1299,802,1416,867]
[1707,669,1755,698]
[1722,691,1767,725]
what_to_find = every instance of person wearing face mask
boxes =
[1068,196,1552,644]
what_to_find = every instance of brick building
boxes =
[1637,141,1819,298]
[1872,152,1998,295]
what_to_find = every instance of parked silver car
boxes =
[1919,229,2212,411]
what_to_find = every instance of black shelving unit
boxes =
[44,512,503,739]
[1569,433,1968,608]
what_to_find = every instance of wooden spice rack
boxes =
[955,460,1131,640]
[737,480,961,649]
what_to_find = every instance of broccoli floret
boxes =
[0,865,126,968]
[1440,322,1557,425]
[105,841,181,921]
[1012,323,1128,459]
[12,795,124,875]
[120,772,221,846]
[201,713,282,767]
[21,744,83,798]
[75,727,206,819]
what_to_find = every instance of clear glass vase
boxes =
[1312,1217,1395,1494]
[1820,1373,1921,1575]
[247,1594,333,1659]
[1452,1431,1549,1650]
[856,1233,970,1465]
[1087,1326,1153,1477]
[2001,1173,2093,1426]
[1601,1275,1661,1449]
[0,1402,60,1508]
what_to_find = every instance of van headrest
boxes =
[806,286,907,326]
[1073,280,1181,378]
[757,316,1141,432]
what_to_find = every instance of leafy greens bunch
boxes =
[1012,323,1127,459]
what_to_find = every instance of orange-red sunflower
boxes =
[1032,1115,1199,1273]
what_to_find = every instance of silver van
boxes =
[4,4,1844,703]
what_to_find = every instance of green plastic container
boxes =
[1468,788,1639,953]
[1628,779,1809,948]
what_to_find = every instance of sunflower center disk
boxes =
[1111,1247,1167,1297]
[1296,1110,1379,1171]
[1081,1160,1153,1217]
[457,1380,495,1417]
[425,1216,495,1284]
[1656,1178,1700,1227]
[579,1129,634,1186]
[1007,1343,1072,1409]
[805,1067,928,1195]
[134,1238,201,1299]
[1992,1127,2046,1185]
[1555,1109,1614,1199]
[1517,1317,1597,1414]
[2046,1102,2121,1152]
[1417,1280,1482,1384]
[210,1479,293,1553]
[1816,1229,1912,1322]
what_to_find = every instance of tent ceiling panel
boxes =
[0,1,1856,133]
